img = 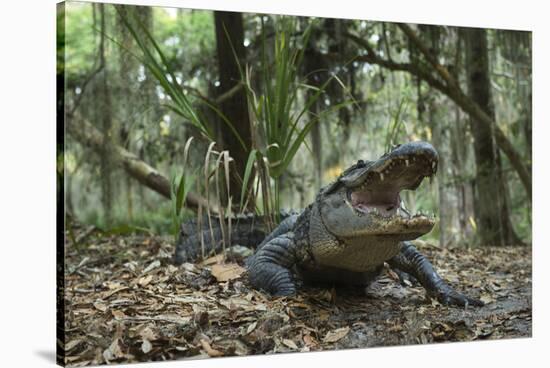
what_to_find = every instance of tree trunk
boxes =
[304,33,325,190]
[98,4,114,227]
[463,28,518,246]
[116,4,136,221]
[213,11,252,207]
[418,25,455,247]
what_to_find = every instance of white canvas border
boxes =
[0,0,546,367]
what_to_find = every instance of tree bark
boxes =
[98,4,114,226]
[66,113,215,213]
[213,11,252,206]
[463,28,519,245]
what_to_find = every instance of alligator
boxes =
[174,141,483,307]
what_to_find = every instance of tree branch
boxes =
[396,23,459,89]
[344,32,449,93]
[344,31,532,199]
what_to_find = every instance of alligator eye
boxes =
[357,160,365,167]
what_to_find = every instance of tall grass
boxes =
[170,137,196,242]
[115,7,245,150]
[238,17,350,219]
[384,97,409,153]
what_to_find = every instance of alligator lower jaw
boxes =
[335,214,435,240]
[366,213,436,236]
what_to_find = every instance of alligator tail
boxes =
[173,210,298,264]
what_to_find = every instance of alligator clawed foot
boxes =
[436,289,484,307]
[392,268,419,287]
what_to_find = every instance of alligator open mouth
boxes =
[346,143,438,219]
[349,189,401,216]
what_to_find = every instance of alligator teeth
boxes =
[405,159,409,167]
[432,161,437,169]
[380,172,384,181]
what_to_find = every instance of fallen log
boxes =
[65,113,216,213]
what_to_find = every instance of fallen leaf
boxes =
[111,310,126,319]
[139,326,158,341]
[65,339,82,351]
[215,338,250,356]
[202,254,225,266]
[93,301,108,312]
[210,263,246,282]
[141,339,152,354]
[128,314,191,325]
[103,338,124,361]
[103,287,129,299]
[103,281,123,290]
[303,334,319,348]
[388,324,403,333]
[246,321,258,334]
[138,275,153,287]
[167,264,179,274]
[123,261,138,272]
[480,294,496,304]
[180,262,199,273]
[322,326,350,343]
[282,339,299,349]
[200,339,224,357]
[143,260,161,274]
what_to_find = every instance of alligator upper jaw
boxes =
[346,145,438,219]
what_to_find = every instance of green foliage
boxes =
[153,8,216,74]
[170,138,196,241]
[64,3,98,78]
[83,201,184,235]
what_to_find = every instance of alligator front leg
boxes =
[388,242,483,307]
[247,232,298,296]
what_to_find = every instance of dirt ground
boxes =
[60,225,532,366]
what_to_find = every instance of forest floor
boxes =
[61,224,532,366]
